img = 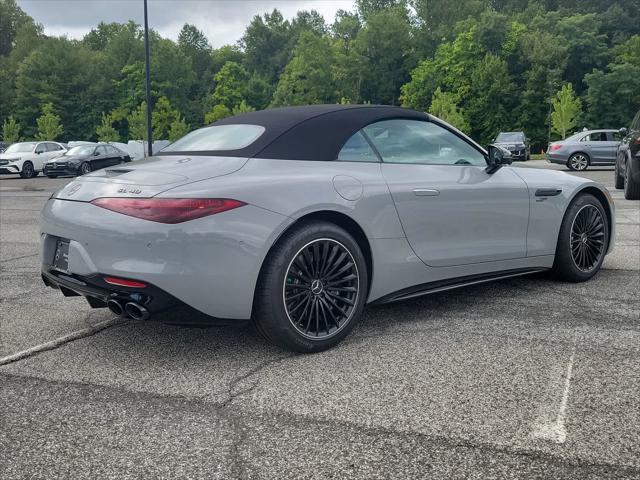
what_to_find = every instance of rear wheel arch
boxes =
[254,210,373,308]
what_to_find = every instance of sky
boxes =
[17,0,356,47]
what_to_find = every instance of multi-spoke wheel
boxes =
[254,221,368,352]
[80,162,91,175]
[283,239,359,339]
[567,153,589,171]
[19,161,36,179]
[570,205,605,272]
[552,193,608,282]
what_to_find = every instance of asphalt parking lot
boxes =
[1,160,638,479]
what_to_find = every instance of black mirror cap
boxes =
[486,144,512,173]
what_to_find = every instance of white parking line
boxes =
[0,317,127,367]
[531,335,578,444]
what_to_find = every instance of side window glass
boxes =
[35,143,46,153]
[96,146,107,155]
[592,132,607,142]
[51,143,62,151]
[337,131,378,162]
[363,119,486,166]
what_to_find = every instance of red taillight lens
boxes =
[91,198,246,223]
[104,277,147,288]
[549,143,563,151]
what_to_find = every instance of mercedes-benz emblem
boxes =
[310,279,323,295]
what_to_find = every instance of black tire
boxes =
[19,161,36,178]
[623,159,640,200]
[253,220,368,353]
[614,160,624,189]
[567,153,589,171]
[80,162,92,175]
[552,193,609,282]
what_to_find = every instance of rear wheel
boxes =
[552,193,608,282]
[623,159,640,200]
[253,220,368,353]
[567,153,589,171]
[614,160,624,189]
[19,161,36,179]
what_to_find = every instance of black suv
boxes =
[493,132,530,161]
[615,110,640,200]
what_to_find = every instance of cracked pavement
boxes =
[1,162,639,479]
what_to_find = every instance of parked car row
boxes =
[0,141,130,178]
[547,129,623,171]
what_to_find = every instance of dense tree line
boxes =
[1,0,638,150]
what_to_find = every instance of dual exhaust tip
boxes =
[107,299,150,321]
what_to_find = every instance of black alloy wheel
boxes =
[254,220,368,353]
[570,204,605,272]
[80,162,91,175]
[283,238,359,340]
[20,161,35,179]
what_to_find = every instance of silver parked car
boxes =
[547,129,622,171]
[41,105,614,352]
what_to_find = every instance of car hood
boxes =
[52,155,249,202]
[0,153,25,161]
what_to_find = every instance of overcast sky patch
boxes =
[18,0,356,47]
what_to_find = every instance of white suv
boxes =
[0,141,67,178]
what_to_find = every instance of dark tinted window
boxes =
[337,131,378,162]
[585,132,608,142]
[46,143,63,151]
[364,119,485,166]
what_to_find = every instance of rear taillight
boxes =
[635,137,640,145]
[104,277,147,288]
[91,198,246,223]
[549,143,563,151]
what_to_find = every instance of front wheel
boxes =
[567,153,589,171]
[552,193,608,282]
[79,162,91,175]
[253,221,368,353]
[614,160,624,189]
[19,161,36,178]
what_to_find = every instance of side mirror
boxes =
[486,144,512,174]
[619,127,628,136]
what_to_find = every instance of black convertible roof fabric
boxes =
[161,104,429,160]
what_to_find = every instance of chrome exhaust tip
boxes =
[107,299,124,316]
[124,302,150,321]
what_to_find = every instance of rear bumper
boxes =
[546,153,567,165]
[40,198,290,319]
[42,267,181,313]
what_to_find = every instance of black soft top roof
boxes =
[161,104,429,160]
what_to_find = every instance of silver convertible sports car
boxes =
[41,105,614,352]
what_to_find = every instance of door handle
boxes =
[535,188,562,197]
[413,188,440,196]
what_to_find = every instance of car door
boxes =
[91,145,109,170]
[31,143,48,170]
[586,132,614,163]
[105,145,123,166]
[366,119,530,267]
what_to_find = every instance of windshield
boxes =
[162,124,266,152]
[5,142,36,153]
[65,145,96,156]
[496,133,524,142]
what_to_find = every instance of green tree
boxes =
[96,113,120,142]
[585,65,640,129]
[551,84,582,139]
[152,96,181,139]
[204,104,231,124]
[232,100,255,115]
[2,116,21,143]
[36,103,63,140]
[429,88,469,132]
[271,32,337,106]
[127,102,148,140]
[168,115,189,142]
[212,61,249,109]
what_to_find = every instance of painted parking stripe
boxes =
[0,317,127,367]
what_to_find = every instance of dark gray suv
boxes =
[615,110,640,200]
